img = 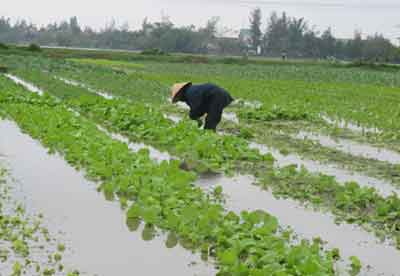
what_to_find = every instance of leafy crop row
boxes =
[65,57,400,144]
[0,76,337,275]
[233,120,400,188]
[3,53,400,141]
[72,94,400,248]
[4,54,400,147]
[8,70,400,252]
[11,69,271,175]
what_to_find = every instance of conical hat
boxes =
[171,82,192,103]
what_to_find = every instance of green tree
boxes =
[264,12,290,56]
[287,17,307,57]
[349,30,363,60]
[320,27,336,58]
[249,8,262,53]
[363,34,396,62]
[69,16,81,34]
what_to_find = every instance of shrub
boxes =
[141,48,165,55]
[0,65,8,73]
[0,43,9,50]
[27,43,41,52]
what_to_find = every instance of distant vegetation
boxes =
[0,12,399,62]
[27,43,41,52]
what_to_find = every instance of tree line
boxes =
[0,11,399,62]
[248,9,399,62]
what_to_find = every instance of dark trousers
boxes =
[204,100,225,131]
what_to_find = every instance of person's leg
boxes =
[204,103,223,131]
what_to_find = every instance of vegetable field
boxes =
[1,50,400,276]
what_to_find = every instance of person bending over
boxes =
[171,82,234,131]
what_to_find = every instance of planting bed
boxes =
[2,51,400,275]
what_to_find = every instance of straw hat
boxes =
[171,82,192,103]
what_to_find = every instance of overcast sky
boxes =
[3,0,400,43]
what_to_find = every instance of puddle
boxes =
[96,124,173,163]
[231,99,263,109]
[294,131,400,164]
[57,76,115,100]
[164,113,183,123]
[5,73,44,95]
[222,112,239,124]
[0,120,214,276]
[0,163,77,275]
[249,142,400,197]
[195,174,400,276]
[321,115,382,134]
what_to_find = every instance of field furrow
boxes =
[2,51,400,276]
[0,75,338,275]
[7,71,400,255]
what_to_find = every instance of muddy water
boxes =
[231,99,263,109]
[5,74,44,95]
[0,166,75,276]
[321,115,382,134]
[195,174,400,276]
[164,113,183,123]
[91,113,400,275]
[249,142,400,197]
[96,125,173,163]
[7,74,398,274]
[223,112,239,124]
[57,76,115,100]
[295,130,400,165]
[157,113,400,196]
[0,120,215,276]
[161,107,400,196]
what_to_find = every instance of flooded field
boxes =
[295,131,400,164]
[249,142,400,197]
[2,51,400,276]
[195,174,400,276]
[0,120,214,276]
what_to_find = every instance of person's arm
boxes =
[186,84,208,120]
[189,106,205,120]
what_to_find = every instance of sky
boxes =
[3,0,400,44]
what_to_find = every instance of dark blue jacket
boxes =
[182,83,234,120]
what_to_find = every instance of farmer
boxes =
[171,82,234,131]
